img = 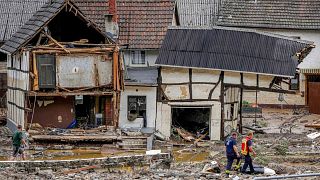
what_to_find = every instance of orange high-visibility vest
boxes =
[241,137,251,155]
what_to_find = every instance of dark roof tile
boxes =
[0,0,49,42]
[218,0,320,29]
[156,27,312,77]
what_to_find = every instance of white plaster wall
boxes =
[163,85,190,99]
[224,71,241,85]
[123,50,159,67]
[161,67,189,83]
[192,84,221,99]
[192,69,220,82]
[211,102,221,140]
[155,102,171,138]
[119,86,157,128]
[156,101,222,140]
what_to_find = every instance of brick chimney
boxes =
[105,0,118,39]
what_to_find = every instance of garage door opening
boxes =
[172,107,211,135]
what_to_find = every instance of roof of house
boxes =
[117,0,175,49]
[176,0,221,27]
[1,0,108,54]
[73,0,108,32]
[125,66,158,86]
[156,27,312,77]
[0,0,49,42]
[217,0,320,29]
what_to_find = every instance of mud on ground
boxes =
[0,108,319,179]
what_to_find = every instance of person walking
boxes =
[11,125,27,160]
[225,131,241,176]
[241,131,256,174]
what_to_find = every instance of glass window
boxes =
[128,96,146,120]
[131,51,146,64]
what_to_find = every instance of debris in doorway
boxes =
[175,127,195,142]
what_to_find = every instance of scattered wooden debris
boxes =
[305,124,320,129]
[243,125,265,134]
[176,128,195,142]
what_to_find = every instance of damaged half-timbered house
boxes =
[218,0,320,111]
[0,0,51,108]
[0,0,122,131]
[155,27,313,140]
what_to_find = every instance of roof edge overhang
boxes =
[155,64,295,78]
[7,0,114,55]
[169,26,314,45]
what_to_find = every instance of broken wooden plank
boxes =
[176,128,195,142]
[42,32,70,53]
[242,125,265,134]
[305,124,320,129]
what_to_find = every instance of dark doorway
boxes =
[172,107,210,134]
[75,95,93,128]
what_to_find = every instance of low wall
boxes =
[0,153,170,172]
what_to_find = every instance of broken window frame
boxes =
[130,50,146,65]
[289,73,299,90]
[127,96,146,120]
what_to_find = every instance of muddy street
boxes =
[0,108,319,179]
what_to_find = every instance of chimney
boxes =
[105,0,118,39]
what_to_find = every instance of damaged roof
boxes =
[1,0,109,54]
[117,0,175,49]
[156,27,312,77]
[218,0,320,29]
[73,0,108,32]
[125,66,158,86]
[176,0,221,27]
[0,0,49,42]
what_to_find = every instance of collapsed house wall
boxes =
[28,96,74,128]
[119,86,157,128]
[157,67,229,140]
[56,54,113,88]
[157,67,289,140]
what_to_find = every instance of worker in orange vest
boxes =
[241,132,256,174]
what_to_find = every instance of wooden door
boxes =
[308,82,320,114]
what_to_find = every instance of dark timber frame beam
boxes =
[220,71,225,140]
[224,83,296,94]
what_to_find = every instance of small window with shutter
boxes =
[36,54,56,89]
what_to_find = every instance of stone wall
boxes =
[0,153,170,172]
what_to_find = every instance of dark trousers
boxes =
[226,154,241,171]
[241,155,254,173]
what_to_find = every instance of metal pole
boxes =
[254,74,259,126]
[254,173,320,180]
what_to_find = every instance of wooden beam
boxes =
[32,53,39,91]
[208,73,223,99]
[224,83,296,94]
[189,69,193,99]
[220,71,225,140]
[42,32,70,53]
[239,73,243,134]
